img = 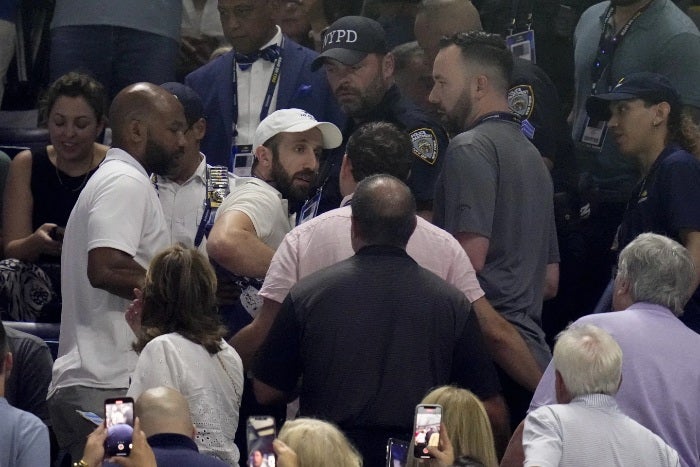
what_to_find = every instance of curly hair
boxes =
[40,72,108,126]
[133,244,227,355]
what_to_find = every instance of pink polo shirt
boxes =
[259,205,484,304]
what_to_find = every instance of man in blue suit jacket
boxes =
[185,0,344,170]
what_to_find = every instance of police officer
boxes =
[310,16,448,220]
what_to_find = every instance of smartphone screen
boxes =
[413,404,442,459]
[386,437,409,467]
[246,416,276,467]
[105,397,134,457]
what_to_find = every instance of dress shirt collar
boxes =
[103,147,149,178]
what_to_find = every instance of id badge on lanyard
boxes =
[506,29,536,63]
[297,187,322,226]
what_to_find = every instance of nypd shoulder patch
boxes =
[409,128,438,165]
[508,84,535,119]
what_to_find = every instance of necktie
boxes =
[235,45,281,71]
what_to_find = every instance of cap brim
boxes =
[585,92,639,121]
[311,48,369,71]
[281,120,343,149]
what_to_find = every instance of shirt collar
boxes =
[262,25,283,50]
[340,193,354,207]
[147,433,199,452]
[104,148,149,178]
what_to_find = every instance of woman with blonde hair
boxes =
[126,244,244,465]
[408,386,498,467]
[273,418,362,467]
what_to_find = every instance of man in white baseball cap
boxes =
[207,107,342,322]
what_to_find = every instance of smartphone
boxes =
[246,415,275,467]
[413,404,442,459]
[386,437,409,467]
[104,397,134,457]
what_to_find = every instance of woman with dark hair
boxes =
[127,244,244,465]
[585,72,700,332]
[1,71,108,322]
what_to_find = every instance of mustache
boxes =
[293,169,318,180]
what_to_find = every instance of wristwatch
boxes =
[73,460,89,467]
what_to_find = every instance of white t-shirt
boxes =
[154,155,236,256]
[127,333,244,464]
[49,148,170,396]
[216,177,294,250]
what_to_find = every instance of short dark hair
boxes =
[439,31,513,90]
[134,244,227,355]
[351,174,416,248]
[346,122,413,182]
[0,322,7,373]
[41,72,108,126]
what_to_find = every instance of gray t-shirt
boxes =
[434,118,559,368]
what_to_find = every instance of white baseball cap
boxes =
[253,108,343,150]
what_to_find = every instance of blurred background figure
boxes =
[178,0,228,81]
[49,0,183,100]
[391,41,435,116]
[0,72,107,323]
[127,245,244,465]
[0,0,18,108]
[272,0,314,49]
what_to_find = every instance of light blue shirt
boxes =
[525,394,679,467]
[0,397,50,467]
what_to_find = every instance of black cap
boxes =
[586,72,681,121]
[311,16,387,71]
[160,82,205,126]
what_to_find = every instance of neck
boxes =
[172,152,202,184]
[613,0,652,28]
[464,99,512,130]
[242,27,277,55]
[53,144,98,176]
[639,138,667,174]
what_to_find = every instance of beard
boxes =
[334,74,386,118]
[440,88,473,135]
[270,157,317,204]
[145,138,182,177]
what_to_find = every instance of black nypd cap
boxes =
[311,16,387,71]
[160,82,205,126]
[586,72,681,121]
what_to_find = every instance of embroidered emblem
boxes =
[410,128,438,165]
[508,84,535,119]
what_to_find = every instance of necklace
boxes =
[55,148,95,193]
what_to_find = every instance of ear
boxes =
[129,118,146,144]
[475,74,489,95]
[382,53,396,81]
[96,116,107,136]
[191,118,206,140]
[340,154,353,179]
[3,352,13,379]
[554,370,571,403]
[654,101,671,126]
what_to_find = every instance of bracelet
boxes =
[73,460,89,467]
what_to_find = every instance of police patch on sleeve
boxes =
[409,128,438,165]
[508,84,535,119]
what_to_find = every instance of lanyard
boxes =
[508,0,534,35]
[231,39,284,142]
[590,1,653,94]
[467,112,521,131]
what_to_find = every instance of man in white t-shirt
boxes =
[207,108,342,328]
[47,83,187,460]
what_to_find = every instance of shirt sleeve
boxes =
[87,174,150,257]
[439,138,497,238]
[529,361,557,412]
[258,229,300,303]
[659,155,700,233]
[523,407,563,467]
[11,337,53,425]
[252,295,302,393]
[218,181,281,242]
[451,303,501,399]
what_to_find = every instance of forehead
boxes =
[50,95,95,116]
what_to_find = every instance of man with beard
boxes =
[207,108,342,331]
[310,16,449,220]
[429,32,559,428]
[47,83,186,461]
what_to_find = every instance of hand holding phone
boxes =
[413,404,442,459]
[105,397,135,457]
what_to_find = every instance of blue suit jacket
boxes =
[185,36,345,168]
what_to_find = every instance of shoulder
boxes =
[9,149,36,171]
[186,52,232,83]
[6,327,50,354]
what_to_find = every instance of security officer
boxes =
[310,16,448,220]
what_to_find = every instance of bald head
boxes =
[351,174,417,249]
[108,82,187,176]
[135,387,195,439]
[415,0,483,63]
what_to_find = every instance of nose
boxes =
[428,85,439,105]
[177,130,186,148]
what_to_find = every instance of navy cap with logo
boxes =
[311,16,387,71]
[586,72,681,121]
[160,82,205,126]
